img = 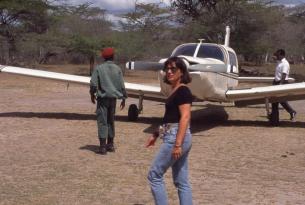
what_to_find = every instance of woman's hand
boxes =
[172,146,182,159]
[145,135,157,148]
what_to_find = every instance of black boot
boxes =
[98,138,107,155]
[106,137,115,152]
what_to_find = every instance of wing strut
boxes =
[265,98,270,117]
[138,94,144,114]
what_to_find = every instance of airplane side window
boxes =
[197,45,224,62]
[171,44,197,57]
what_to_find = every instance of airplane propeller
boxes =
[125,58,190,71]
[125,58,227,73]
[125,61,164,71]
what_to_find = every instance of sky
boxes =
[66,0,171,11]
[66,0,305,11]
[277,0,305,4]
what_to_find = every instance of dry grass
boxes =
[1,65,305,205]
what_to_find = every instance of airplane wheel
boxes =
[128,104,139,121]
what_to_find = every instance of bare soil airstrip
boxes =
[1,65,305,205]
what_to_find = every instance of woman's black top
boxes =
[162,86,193,123]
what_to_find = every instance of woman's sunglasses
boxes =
[163,66,179,73]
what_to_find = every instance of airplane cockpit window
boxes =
[171,44,197,57]
[197,45,224,62]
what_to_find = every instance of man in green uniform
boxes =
[90,47,127,155]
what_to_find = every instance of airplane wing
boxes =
[0,65,165,102]
[236,76,295,83]
[226,82,305,106]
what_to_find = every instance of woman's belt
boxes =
[158,123,181,138]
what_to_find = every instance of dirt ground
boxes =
[1,69,305,205]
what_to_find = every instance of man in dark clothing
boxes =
[90,47,127,154]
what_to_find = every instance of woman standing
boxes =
[146,56,193,205]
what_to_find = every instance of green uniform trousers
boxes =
[96,98,116,140]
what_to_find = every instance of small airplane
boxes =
[1,26,305,125]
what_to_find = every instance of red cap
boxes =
[101,47,114,59]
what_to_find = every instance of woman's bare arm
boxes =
[172,103,191,159]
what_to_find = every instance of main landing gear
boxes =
[128,95,144,121]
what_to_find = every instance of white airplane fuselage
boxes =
[157,42,239,102]
[159,71,238,102]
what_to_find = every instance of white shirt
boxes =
[274,58,290,81]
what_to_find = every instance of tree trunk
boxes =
[265,52,269,63]
[8,37,17,64]
[39,52,57,64]
[0,40,9,64]
[89,55,95,76]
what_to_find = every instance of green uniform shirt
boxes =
[90,61,127,99]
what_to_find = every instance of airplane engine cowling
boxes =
[181,58,190,69]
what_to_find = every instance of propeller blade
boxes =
[188,61,226,72]
[126,61,164,71]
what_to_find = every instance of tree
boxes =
[171,0,219,19]
[284,4,305,61]
[119,2,174,60]
[0,0,54,64]
[68,35,114,75]
[121,2,170,38]
[57,3,112,38]
[171,0,281,64]
[62,4,114,74]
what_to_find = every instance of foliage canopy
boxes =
[0,0,304,66]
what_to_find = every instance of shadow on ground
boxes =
[1,105,304,135]
[0,112,95,120]
[79,145,100,154]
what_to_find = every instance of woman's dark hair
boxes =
[163,56,192,84]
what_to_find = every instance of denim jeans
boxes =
[147,123,193,205]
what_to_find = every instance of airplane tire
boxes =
[128,104,139,121]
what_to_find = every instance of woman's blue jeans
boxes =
[147,124,193,205]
